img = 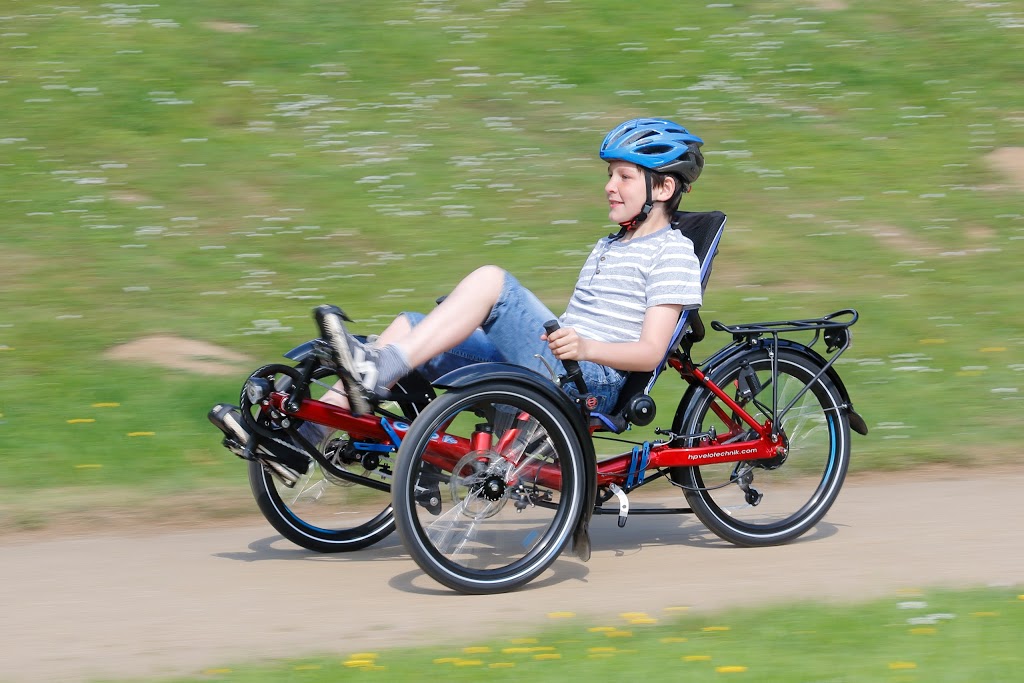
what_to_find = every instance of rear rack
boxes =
[711,309,858,353]
[707,309,860,440]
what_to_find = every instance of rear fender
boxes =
[678,339,867,435]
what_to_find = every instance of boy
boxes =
[323,117,706,417]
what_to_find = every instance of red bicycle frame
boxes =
[268,353,782,492]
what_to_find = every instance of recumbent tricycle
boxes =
[208,211,867,594]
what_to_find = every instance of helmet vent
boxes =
[639,144,673,156]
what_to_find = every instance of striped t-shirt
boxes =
[560,226,702,343]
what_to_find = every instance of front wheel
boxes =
[247,365,422,553]
[392,381,587,594]
[673,347,851,547]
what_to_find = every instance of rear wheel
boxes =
[247,365,421,552]
[673,348,851,546]
[392,382,586,594]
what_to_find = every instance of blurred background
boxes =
[1,0,1021,532]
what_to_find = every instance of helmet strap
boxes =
[618,170,654,231]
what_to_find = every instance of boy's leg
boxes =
[477,272,560,377]
[317,266,508,412]
[391,265,506,367]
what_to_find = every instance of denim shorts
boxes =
[402,272,626,414]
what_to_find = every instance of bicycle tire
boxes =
[392,381,586,594]
[248,367,421,553]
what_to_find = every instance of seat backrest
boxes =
[591,210,726,431]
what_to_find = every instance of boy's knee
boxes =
[464,265,508,293]
[468,264,505,280]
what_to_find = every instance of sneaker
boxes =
[207,403,311,478]
[313,305,385,416]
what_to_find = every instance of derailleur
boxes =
[734,467,763,506]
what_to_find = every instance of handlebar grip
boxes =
[543,320,588,393]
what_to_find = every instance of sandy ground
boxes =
[2,467,1022,683]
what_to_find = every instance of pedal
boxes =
[209,403,248,443]
[262,458,300,487]
[221,437,249,460]
[209,403,310,474]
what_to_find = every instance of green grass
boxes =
[1,0,1023,513]
[138,586,1024,682]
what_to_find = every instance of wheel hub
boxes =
[757,431,790,470]
[481,476,506,501]
[450,451,510,518]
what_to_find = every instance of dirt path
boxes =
[2,468,1022,683]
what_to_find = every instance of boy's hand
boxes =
[543,326,587,362]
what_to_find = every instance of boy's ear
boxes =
[653,175,678,201]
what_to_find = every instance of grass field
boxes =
[146,586,1024,682]
[1,0,1022,523]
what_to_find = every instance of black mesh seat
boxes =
[590,210,727,433]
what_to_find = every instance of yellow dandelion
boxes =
[684,655,712,662]
[203,668,232,675]
[628,617,658,625]
[463,646,492,654]
[509,637,538,644]
[888,662,917,670]
[454,659,483,667]
[620,611,650,620]
[1018,594,1024,601]
[980,347,1007,353]
[660,637,688,643]
[127,431,155,437]
[702,625,731,632]
[433,657,459,664]
[346,653,378,662]
[501,647,533,655]
[343,660,375,668]
[588,653,615,659]
[75,463,102,469]
[92,402,121,408]
[67,418,95,424]
[528,646,556,652]
[716,665,748,673]
[533,653,561,661]
[588,626,616,632]
[910,627,936,635]
[605,629,633,638]
[293,664,320,671]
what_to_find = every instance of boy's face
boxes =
[605,160,647,225]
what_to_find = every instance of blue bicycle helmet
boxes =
[600,118,704,184]
[600,118,705,230]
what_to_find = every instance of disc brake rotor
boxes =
[448,451,510,519]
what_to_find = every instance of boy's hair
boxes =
[650,169,686,215]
